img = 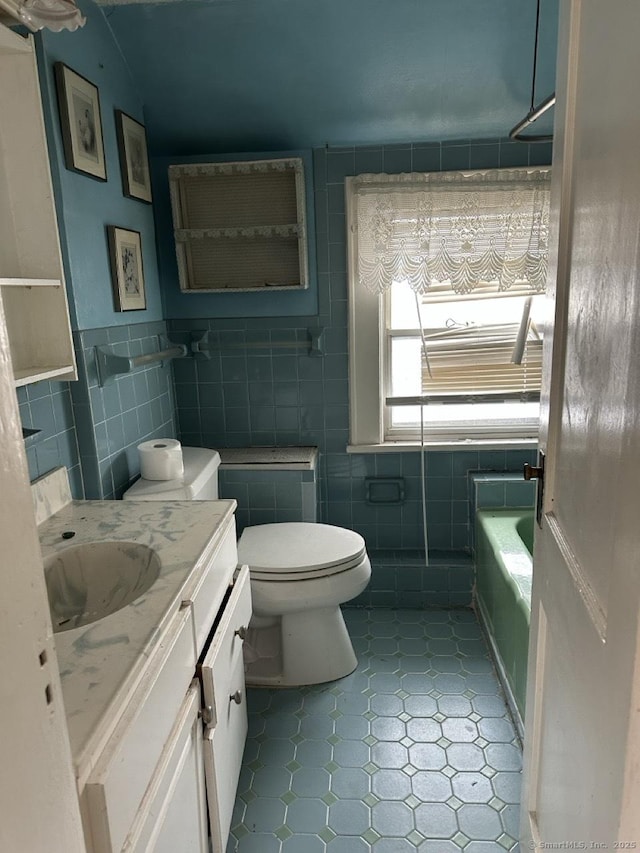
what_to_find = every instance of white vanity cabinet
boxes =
[79,518,251,853]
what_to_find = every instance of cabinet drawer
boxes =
[185,518,238,656]
[199,563,251,730]
[122,683,207,853]
[84,609,196,853]
[203,648,247,853]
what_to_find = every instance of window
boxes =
[347,167,551,447]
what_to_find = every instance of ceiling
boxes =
[99,0,559,156]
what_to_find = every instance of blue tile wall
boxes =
[471,472,537,512]
[468,471,537,555]
[219,469,317,535]
[350,551,475,609]
[17,381,84,499]
[168,138,548,552]
[72,321,178,499]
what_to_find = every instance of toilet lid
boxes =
[238,523,367,576]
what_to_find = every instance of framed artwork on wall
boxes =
[54,62,107,181]
[107,226,146,311]
[115,110,152,203]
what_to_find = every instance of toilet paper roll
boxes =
[138,439,184,481]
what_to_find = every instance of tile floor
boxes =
[227,608,522,853]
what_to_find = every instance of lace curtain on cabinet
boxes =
[352,168,551,296]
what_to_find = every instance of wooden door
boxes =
[521,0,640,845]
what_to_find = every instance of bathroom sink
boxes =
[44,541,161,633]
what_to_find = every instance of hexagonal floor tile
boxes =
[371,800,414,837]
[228,607,521,853]
[451,772,494,803]
[414,803,458,838]
[457,803,504,840]
[371,742,409,769]
[243,798,286,833]
[329,767,371,800]
[441,718,479,743]
[327,799,370,835]
[285,798,328,834]
[371,769,412,801]
[446,743,486,772]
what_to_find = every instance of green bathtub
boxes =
[475,508,533,723]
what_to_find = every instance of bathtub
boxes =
[475,508,533,729]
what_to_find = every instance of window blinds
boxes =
[419,321,543,403]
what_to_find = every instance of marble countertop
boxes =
[38,497,236,787]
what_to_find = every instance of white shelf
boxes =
[14,364,77,387]
[0,277,62,288]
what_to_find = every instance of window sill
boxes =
[347,438,538,454]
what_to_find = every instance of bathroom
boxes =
[3,0,640,849]
[0,0,563,847]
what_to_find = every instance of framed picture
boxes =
[54,63,106,181]
[115,110,152,203]
[107,227,146,311]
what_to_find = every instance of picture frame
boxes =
[107,226,146,312]
[54,62,106,181]
[115,110,153,203]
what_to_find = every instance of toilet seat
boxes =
[238,522,367,582]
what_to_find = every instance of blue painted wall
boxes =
[105,0,558,155]
[36,0,163,330]
[152,150,318,319]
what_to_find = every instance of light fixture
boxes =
[0,0,85,32]
[509,0,555,142]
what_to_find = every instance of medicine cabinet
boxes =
[168,157,309,293]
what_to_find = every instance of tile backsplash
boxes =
[72,321,177,499]
[18,380,83,499]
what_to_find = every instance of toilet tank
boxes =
[123,447,220,501]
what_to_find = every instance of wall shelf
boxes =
[169,157,309,293]
[0,33,77,387]
[14,364,77,388]
[0,277,62,288]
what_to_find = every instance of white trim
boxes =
[347,177,383,445]
[347,438,537,454]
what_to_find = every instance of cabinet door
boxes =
[85,609,196,853]
[200,565,252,851]
[122,683,208,853]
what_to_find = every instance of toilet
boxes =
[123,446,371,686]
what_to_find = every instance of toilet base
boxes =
[244,606,357,687]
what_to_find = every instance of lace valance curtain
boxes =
[351,168,551,296]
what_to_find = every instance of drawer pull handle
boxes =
[230,690,242,705]
[234,626,247,641]
[199,705,214,726]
